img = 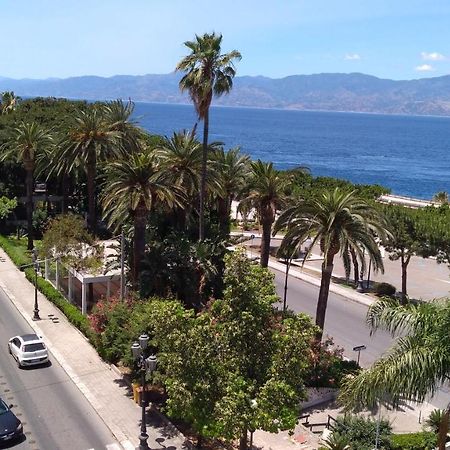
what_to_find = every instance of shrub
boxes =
[425,408,444,434]
[375,282,396,297]
[390,431,437,449]
[0,235,31,267]
[305,338,360,388]
[332,415,392,450]
[89,296,136,363]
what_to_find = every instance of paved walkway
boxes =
[0,247,190,450]
[234,231,450,301]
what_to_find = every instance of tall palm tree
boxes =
[274,189,389,339]
[0,122,53,249]
[102,151,182,286]
[58,106,120,233]
[339,297,450,450]
[212,147,250,236]
[240,160,289,268]
[176,32,241,241]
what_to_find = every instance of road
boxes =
[271,268,395,367]
[271,267,450,409]
[0,288,120,450]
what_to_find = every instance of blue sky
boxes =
[2,0,450,80]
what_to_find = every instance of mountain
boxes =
[2,72,450,116]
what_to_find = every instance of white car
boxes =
[8,334,49,368]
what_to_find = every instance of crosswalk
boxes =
[87,440,135,450]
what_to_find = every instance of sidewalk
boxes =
[0,247,190,450]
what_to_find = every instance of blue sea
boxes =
[133,102,450,200]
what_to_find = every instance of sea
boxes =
[133,102,450,200]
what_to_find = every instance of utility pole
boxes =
[120,229,125,301]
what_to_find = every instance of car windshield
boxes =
[23,343,45,352]
[0,400,8,415]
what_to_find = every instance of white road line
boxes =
[120,440,135,450]
[106,443,122,450]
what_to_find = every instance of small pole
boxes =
[366,259,372,290]
[120,229,125,301]
[32,248,40,321]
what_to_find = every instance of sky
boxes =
[2,0,450,80]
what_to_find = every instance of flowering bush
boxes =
[305,338,359,388]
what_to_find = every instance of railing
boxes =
[301,414,337,434]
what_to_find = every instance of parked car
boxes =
[8,334,49,368]
[0,398,23,443]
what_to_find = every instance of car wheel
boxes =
[8,344,11,355]
[16,358,22,369]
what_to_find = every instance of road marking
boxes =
[121,441,135,450]
[436,278,450,284]
[106,444,122,450]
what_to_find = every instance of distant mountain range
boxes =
[2,72,450,116]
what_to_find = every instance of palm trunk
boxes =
[61,173,69,214]
[400,253,410,304]
[315,258,334,340]
[438,408,449,450]
[260,217,272,268]
[86,152,97,234]
[132,205,147,289]
[199,109,209,241]
[239,429,248,450]
[25,167,34,250]
[350,248,359,287]
[218,196,230,237]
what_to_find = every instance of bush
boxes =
[305,338,360,388]
[390,431,437,449]
[333,415,392,450]
[0,235,31,267]
[375,282,396,297]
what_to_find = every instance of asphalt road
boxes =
[271,268,395,367]
[0,288,119,450]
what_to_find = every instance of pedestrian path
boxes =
[0,247,190,450]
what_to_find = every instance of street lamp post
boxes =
[131,335,157,450]
[32,248,41,321]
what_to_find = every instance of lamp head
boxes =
[131,341,141,359]
[139,334,149,349]
[145,354,157,373]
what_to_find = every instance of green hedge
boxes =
[0,235,31,267]
[390,431,437,449]
[0,235,94,343]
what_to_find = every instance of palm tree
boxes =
[240,160,289,268]
[274,189,389,339]
[0,91,17,115]
[103,99,142,152]
[0,122,53,249]
[433,191,449,205]
[58,106,120,233]
[212,147,250,236]
[176,32,241,241]
[102,151,182,286]
[156,131,203,199]
[339,297,450,450]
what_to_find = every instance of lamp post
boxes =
[32,248,40,321]
[131,335,157,450]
